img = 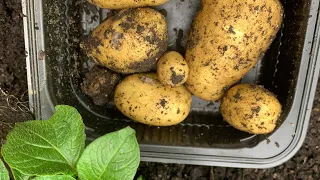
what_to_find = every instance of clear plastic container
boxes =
[23,0,320,168]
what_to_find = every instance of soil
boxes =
[0,0,28,101]
[0,0,320,179]
[81,65,122,105]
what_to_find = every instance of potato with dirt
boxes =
[185,0,283,101]
[220,84,282,134]
[84,8,168,74]
[87,0,169,9]
[114,73,192,126]
[157,51,189,87]
[81,66,122,105]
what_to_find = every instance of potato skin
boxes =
[84,8,168,74]
[157,51,189,87]
[220,84,282,134]
[88,0,169,9]
[185,0,283,101]
[114,73,192,126]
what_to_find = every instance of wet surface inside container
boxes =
[28,0,320,167]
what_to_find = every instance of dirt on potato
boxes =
[81,66,122,105]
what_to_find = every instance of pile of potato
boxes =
[82,0,284,134]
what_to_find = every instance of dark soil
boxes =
[1,0,320,179]
[0,0,28,101]
[81,65,122,105]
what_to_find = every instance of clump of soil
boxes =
[81,65,122,105]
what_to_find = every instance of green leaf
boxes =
[137,175,145,180]
[12,168,32,180]
[33,175,75,180]
[77,127,140,180]
[0,159,9,180]
[1,105,86,176]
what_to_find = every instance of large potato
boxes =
[220,84,282,134]
[157,51,189,87]
[84,8,168,74]
[185,0,283,101]
[87,0,169,9]
[114,73,192,126]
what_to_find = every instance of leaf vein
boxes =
[20,125,75,170]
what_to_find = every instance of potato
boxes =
[220,84,282,134]
[185,0,283,101]
[81,66,122,105]
[84,8,168,74]
[114,73,192,126]
[157,51,189,87]
[87,0,169,9]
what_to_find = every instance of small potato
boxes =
[114,73,192,126]
[157,51,189,87]
[220,84,282,134]
[81,66,122,105]
[84,8,168,74]
[87,0,169,9]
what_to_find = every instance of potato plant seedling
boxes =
[0,105,140,180]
